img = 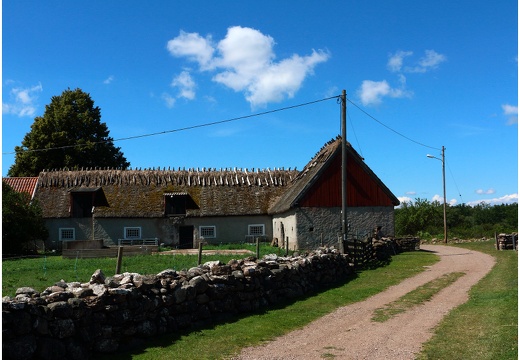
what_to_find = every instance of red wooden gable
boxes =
[298,151,396,207]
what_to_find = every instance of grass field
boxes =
[2,243,277,297]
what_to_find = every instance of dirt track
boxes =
[232,245,495,360]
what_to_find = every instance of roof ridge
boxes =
[37,167,300,188]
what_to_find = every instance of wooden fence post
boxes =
[256,238,260,259]
[115,246,124,274]
[198,242,203,265]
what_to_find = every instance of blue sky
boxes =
[2,1,518,207]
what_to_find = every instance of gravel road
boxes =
[232,245,495,360]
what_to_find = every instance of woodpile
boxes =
[496,233,518,250]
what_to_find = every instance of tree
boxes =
[2,182,48,255]
[8,88,130,177]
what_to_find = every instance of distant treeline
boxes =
[395,199,518,239]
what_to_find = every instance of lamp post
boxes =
[427,146,447,244]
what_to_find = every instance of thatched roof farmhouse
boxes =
[5,136,399,250]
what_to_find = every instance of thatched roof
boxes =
[35,168,299,218]
[269,136,399,214]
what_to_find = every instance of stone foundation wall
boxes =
[3,249,353,360]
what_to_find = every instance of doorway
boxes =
[179,226,194,249]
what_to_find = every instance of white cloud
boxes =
[502,104,518,125]
[387,50,413,72]
[466,193,518,206]
[161,93,176,108]
[359,49,446,106]
[2,82,43,117]
[167,31,215,70]
[432,194,457,206]
[103,75,115,84]
[476,188,496,195]
[171,71,196,100]
[397,196,413,206]
[166,26,329,107]
[405,50,447,73]
[244,50,329,107]
[357,79,411,106]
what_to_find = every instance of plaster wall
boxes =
[44,215,274,249]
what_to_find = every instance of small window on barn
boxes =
[124,227,142,239]
[71,192,94,217]
[199,226,216,239]
[164,192,199,216]
[248,224,265,236]
[59,228,75,241]
[70,187,108,218]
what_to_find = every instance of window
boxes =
[199,226,216,239]
[59,228,75,241]
[124,227,142,239]
[70,187,108,218]
[71,192,94,217]
[248,224,265,236]
[164,192,199,216]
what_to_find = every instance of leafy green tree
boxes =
[396,198,518,239]
[2,182,48,255]
[8,88,130,177]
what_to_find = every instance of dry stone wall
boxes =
[3,248,353,360]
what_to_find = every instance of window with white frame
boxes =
[248,224,265,236]
[59,228,75,241]
[124,227,142,239]
[199,226,216,238]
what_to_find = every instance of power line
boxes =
[3,95,340,155]
[4,94,441,156]
[346,98,441,151]
[446,160,464,203]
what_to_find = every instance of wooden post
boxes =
[256,237,260,259]
[285,237,289,257]
[198,242,203,265]
[495,232,498,250]
[115,246,124,274]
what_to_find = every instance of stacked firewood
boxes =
[496,233,518,250]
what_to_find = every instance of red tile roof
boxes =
[2,177,38,199]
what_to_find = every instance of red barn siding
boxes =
[298,152,395,207]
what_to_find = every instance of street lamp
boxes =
[426,146,447,244]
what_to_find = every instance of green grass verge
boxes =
[2,243,278,297]
[418,241,518,360]
[372,272,465,322]
[103,250,438,360]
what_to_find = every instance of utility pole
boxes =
[427,147,448,244]
[442,146,447,244]
[341,90,347,253]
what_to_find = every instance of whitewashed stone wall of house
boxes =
[272,210,298,250]
[347,206,395,237]
[45,218,178,249]
[292,206,395,250]
[45,215,275,250]
[187,215,274,245]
